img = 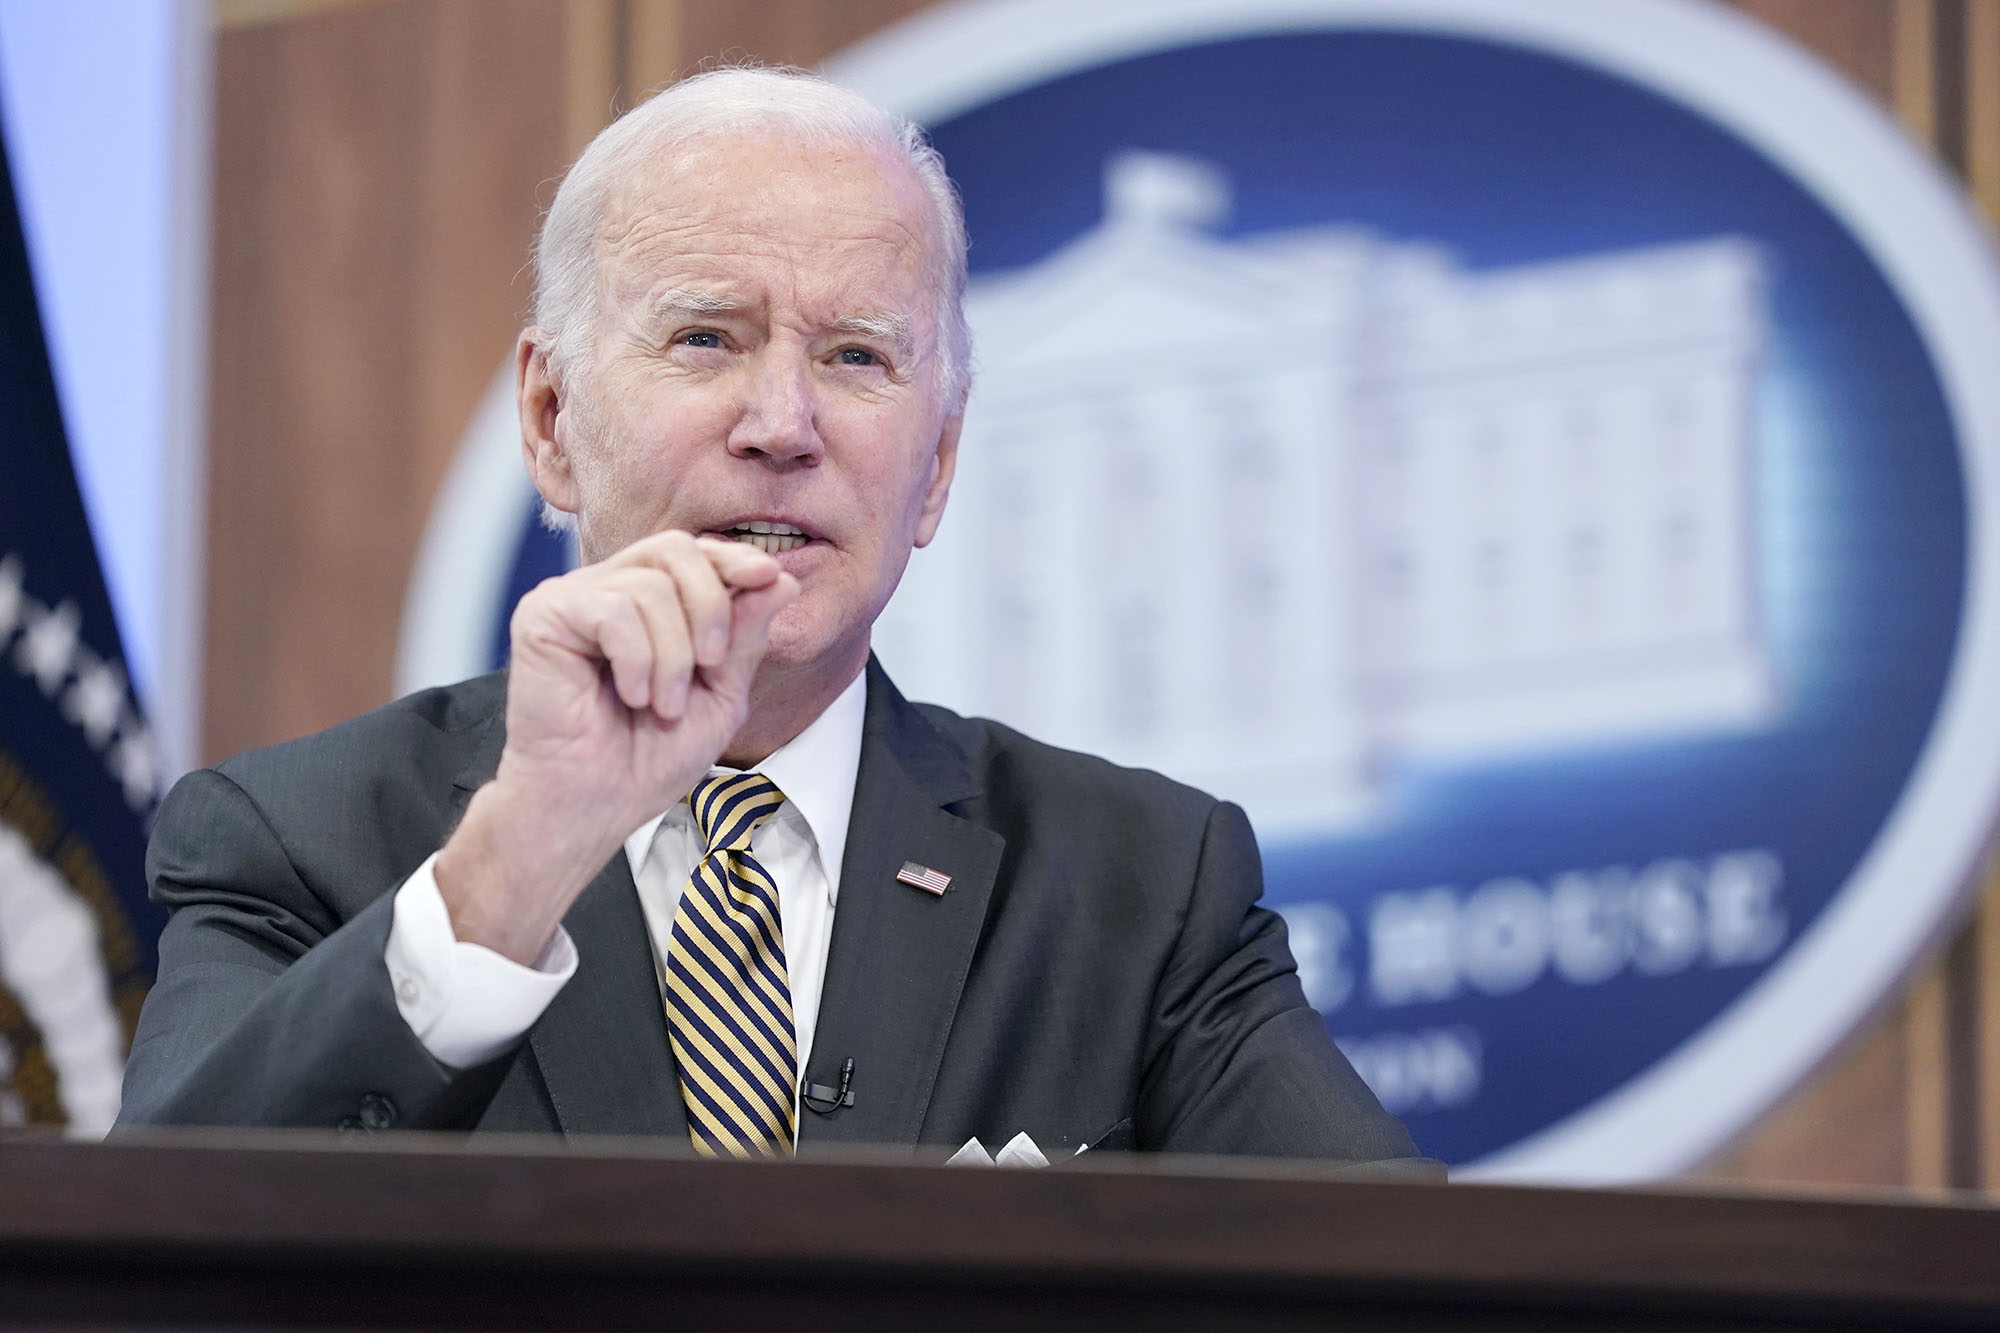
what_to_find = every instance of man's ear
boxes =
[517,329,581,516]
[913,411,963,549]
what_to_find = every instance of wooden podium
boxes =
[1,1133,1994,1329]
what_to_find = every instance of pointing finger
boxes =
[652,535,734,669]
[709,572,801,695]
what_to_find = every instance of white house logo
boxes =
[403,0,2000,1180]
[881,151,1775,835]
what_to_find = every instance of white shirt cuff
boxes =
[385,852,578,1069]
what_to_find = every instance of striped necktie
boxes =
[662,771,797,1157]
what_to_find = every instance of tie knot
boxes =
[687,771,786,854]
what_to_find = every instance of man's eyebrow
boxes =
[639,288,741,339]
[832,312,915,358]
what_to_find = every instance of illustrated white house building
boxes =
[873,153,1776,838]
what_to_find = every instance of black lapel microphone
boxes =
[802,1057,855,1114]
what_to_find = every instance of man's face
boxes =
[531,131,961,686]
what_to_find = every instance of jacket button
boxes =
[357,1093,398,1130]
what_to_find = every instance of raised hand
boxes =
[435,530,799,964]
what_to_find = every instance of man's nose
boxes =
[727,347,823,466]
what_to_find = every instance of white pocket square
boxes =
[946,1130,1051,1167]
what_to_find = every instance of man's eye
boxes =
[837,346,880,366]
[680,331,724,349]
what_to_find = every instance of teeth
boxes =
[723,525,809,555]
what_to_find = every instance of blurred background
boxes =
[3,0,1999,1193]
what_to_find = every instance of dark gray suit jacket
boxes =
[120,661,1419,1163]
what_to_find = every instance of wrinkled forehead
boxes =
[593,131,945,314]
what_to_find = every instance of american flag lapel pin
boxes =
[896,861,952,895]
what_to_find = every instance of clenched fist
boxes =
[435,530,799,964]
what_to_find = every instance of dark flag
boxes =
[0,106,166,1132]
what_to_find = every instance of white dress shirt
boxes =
[384,669,868,1090]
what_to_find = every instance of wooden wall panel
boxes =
[1729,0,1897,101]
[203,0,2000,1196]
[205,0,569,762]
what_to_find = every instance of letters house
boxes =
[875,154,1778,839]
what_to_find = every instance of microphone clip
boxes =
[801,1056,855,1115]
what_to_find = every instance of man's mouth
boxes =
[716,520,811,555]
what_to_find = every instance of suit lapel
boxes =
[450,690,687,1141]
[526,855,688,1138]
[800,660,1004,1149]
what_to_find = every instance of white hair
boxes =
[531,65,972,409]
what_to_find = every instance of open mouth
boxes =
[717,520,811,555]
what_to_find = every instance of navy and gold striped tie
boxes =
[663,772,797,1157]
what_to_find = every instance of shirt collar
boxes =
[621,666,868,906]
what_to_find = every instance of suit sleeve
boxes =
[117,767,506,1130]
[1136,800,1424,1163]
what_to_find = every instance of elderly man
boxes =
[120,68,1419,1165]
